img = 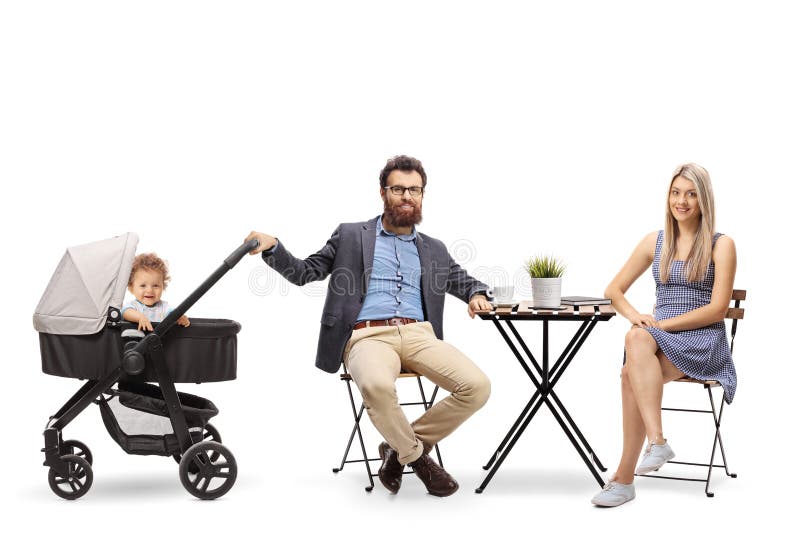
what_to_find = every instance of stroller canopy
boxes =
[34,233,139,335]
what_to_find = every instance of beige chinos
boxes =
[343,321,491,465]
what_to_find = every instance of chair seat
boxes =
[675,377,721,387]
[340,372,423,380]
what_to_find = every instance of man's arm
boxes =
[245,227,340,286]
[444,253,488,302]
[445,253,492,318]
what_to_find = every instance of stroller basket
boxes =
[99,382,218,456]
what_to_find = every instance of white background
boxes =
[1,1,796,531]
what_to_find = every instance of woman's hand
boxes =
[629,313,658,328]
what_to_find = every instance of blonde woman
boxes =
[591,163,737,507]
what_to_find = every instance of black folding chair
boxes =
[332,368,444,491]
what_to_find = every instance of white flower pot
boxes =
[531,277,562,308]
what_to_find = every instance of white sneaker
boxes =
[591,480,635,507]
[635,440,675,475]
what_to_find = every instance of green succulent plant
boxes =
[525,255,566,278]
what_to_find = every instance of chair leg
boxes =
[703,385,736,497]
[713,395,736,479]
[353,402,375,492]
[333,374,363,473]
[331,377,375,492]
[639,384,737,496]
[332,409,360,473]
[334,374,445,490]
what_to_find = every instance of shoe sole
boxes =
[634,451,676,475]
[428,483,459,498]
[591,494,635,507]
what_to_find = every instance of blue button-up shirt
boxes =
[356,216,425,322]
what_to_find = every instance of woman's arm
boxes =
[657,235,736,332]
[605,232,658,326]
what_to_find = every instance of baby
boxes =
[122,252,190,331]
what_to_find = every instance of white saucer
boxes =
[492,301,518,307]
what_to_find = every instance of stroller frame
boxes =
[41,239,259,500]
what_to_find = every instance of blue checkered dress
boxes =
[645,231,737,403]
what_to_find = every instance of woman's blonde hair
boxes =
[660,163,716,283]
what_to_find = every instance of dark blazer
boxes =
[263,216,488,373]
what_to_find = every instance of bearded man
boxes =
[246,155,492,497]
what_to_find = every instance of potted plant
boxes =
[525,255,566,308]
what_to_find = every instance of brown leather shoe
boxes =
[409,453,459,497]
[377,442,403,494]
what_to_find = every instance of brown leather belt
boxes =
[353,317,419,330]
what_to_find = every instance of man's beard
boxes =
[383,200,423,227]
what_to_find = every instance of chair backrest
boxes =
[726,289,746,354]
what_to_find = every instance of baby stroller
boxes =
[34,233,259,500]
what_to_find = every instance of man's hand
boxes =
[246,231,278,255]
[468,294,493,318]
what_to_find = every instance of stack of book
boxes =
[560,296,611,306]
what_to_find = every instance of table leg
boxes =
[481,318,543,471]
[476,395,547,493]
[477,316,609,492]
[543,321,549,392]
[482,391,541,470]
[549,392,607,473]
[541,394,606,487]
[509,319,607,472]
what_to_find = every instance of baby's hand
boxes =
[177,315,191,327]
[138,317,154,331]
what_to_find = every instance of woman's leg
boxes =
[597,330,688,504]
[624,328,668,443]
[624,328,687,441]
[613,364,647,484]
[613,347,685,483]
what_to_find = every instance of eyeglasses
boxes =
[384,185,424,198]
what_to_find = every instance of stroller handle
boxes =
[225,239,261,269]
[119,237,261,377]
[148,238,261,341]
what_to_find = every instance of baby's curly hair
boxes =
[128,253,171,288]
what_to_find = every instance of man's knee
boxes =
[357,378,397,408]
[461,372,491,410]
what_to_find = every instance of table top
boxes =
[477,301,616,321]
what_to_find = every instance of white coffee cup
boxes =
[488,285,515,303]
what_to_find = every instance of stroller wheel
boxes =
[48,454,93,500]
[179,442,237,500]
[60,439,93,466]
[173,423,222,466]
[202,423,222,446]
